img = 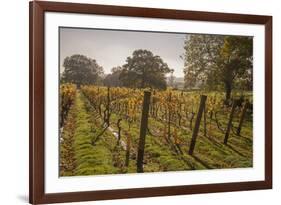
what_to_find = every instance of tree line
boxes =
[61,49,171,90]
[61,34,253,102]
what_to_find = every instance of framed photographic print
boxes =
[29,1,272,204]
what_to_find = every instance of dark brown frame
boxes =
[29,1,272,204]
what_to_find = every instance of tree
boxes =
[61,54,104,87]
[167,69,175,88]
[119,49,171,89]
[183,35,224,89]
[183,34,253,102]
[103,66,123,87]
[220,36,253,100]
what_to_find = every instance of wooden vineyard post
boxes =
[224,100,238,145]
[236,101,249,135]
[125,133,131,167]
[136,91,151,173]
[203,105,207,137]
[189,95,207,155]
[116,118,122,145]
[106,86,110,126]
[168,92,172,139]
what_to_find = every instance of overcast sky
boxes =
[60,27,186,78]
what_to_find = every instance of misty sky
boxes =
[60,28,186,78]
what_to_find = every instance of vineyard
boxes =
[59,84,253,176]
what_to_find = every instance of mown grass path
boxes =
[60,91,125,176]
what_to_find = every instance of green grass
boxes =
[60,92,124,176]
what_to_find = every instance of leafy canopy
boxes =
[61,54,104,87]
[183,34,253,101]
[119,49,171,89]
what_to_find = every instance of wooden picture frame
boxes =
[29,1,272,204]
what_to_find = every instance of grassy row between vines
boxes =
[60,92,123,176]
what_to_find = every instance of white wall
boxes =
[0,0,279,204]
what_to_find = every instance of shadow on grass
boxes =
[237,134,253,144]
[204,136,223,148]
[191,155,212,169]
[202,136,229,156]
[225,143,246,158]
